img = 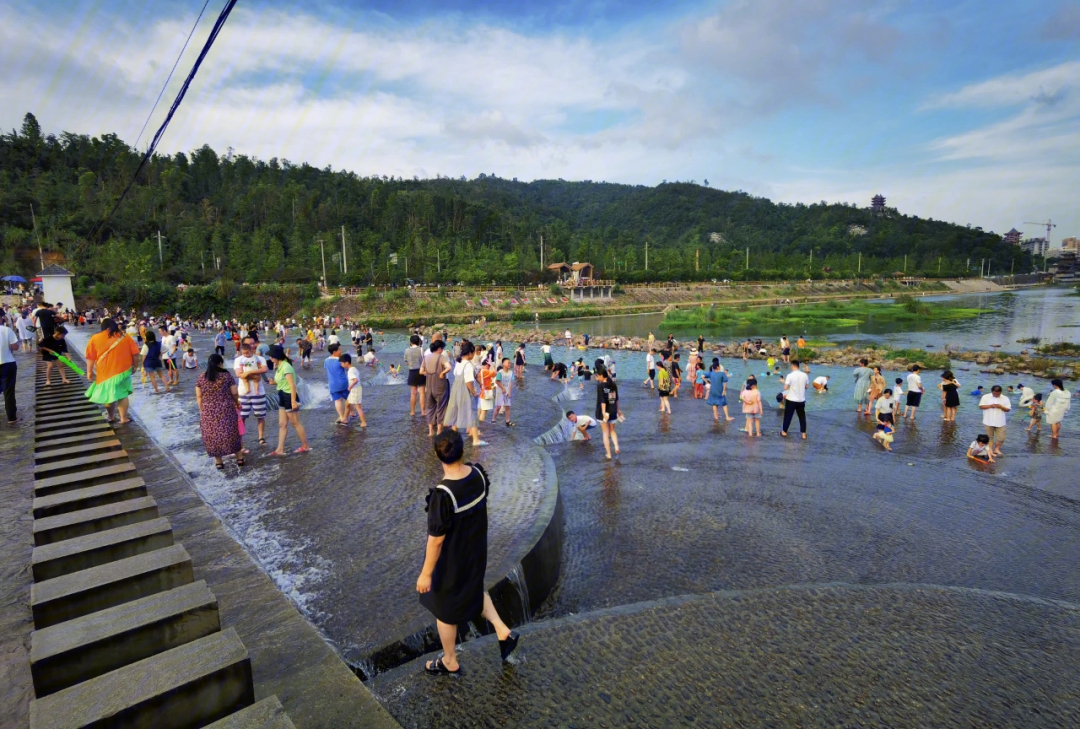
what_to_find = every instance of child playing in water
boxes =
[340,354,368,427]
[182,348,199,370]
[739,380,762,437]
[478,358,496,422]
[1026,393,1043,434]
[872,421,895,451]
[693,363,706,399]
[388,364,400,379]
[494,358,515,426]
[967,433,994,463]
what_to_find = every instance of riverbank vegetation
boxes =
[661,295,992,330]
[2,112,1032,289]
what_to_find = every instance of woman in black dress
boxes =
[417,429,519,675]
[595,362,620,460]
[939,370,961,422]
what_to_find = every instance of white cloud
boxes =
[922,61,1080,109]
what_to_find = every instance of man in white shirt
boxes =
[564,329,573,349]
[234,337,269,445]
[781,359,809,439]
[566,411,597,441]
[643,350,656,389]
[903,365,924,420]
[979,385,1011,456]
[813,375,830,392]
[0,313,21,424]
[541,342,553,371]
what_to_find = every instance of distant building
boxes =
[1062,236,1080,251]
[1052,250,1079,283]
[547,262,594,285]
[1003,228,1022,246]
[1020,237,1049,256]
[870,194,886,214]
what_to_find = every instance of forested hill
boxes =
[1,112,1029,287]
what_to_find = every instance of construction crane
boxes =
[1023,220,1056,244]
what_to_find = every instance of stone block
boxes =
[33,477,148,519]
[205,696,296,729]
[31,544,193,628]
[29,628,253,729]
[32,517,173,581]
[34,431,117,450]
[33,497,159,546]
[35,440,123,465]
[30,580,219,696]
[34,462,138,498]
[34,450,130,477]
[36,411,104,426]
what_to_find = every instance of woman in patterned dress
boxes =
[195,353,244,469]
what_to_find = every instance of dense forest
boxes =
[1,112,1032,291]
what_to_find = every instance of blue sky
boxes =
[3,0,1080,240]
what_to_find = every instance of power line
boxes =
[133,0,213,151]
[86,0,239,249]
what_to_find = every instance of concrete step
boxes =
[34,450,130,478]
[32,517,173,581]
[33,477,148,519]
[34,462,139,498]
[36,415,107,433]
[35,395,91,407]
[29,628,253,729]
[36,411,104,425]
[34,440,123,465]
[34,431,117,450]
[33,497,159,546]
[30,580,219,697]
[206,696,295,729]
[31,543,193,629]
[35,401,98,414]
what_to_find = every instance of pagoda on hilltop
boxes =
[871,194,886,214]
[1003,228,1022,246]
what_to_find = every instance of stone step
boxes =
[32,518,173,581]
[33,477,148,519]
[34,385,86,395]
[29,628,253,729]
[34,405,100,419]
[35,409,103,424]
[34,423,113,443]
[35,393,90,405]
[33,497,159,546]
[34,431,117,450]
[205,696,295,729]
[34,440,123,465]
[34,450,130,477]
[31,543,193,629]
[34,462,139,498]
[36,415,106,433]
[35,400,98,412]
[30,580,219,697]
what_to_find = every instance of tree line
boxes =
[0,112,1032,291]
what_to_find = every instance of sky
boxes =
[2,0,1079,241]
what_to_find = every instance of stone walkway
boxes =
[372,583,1080,728]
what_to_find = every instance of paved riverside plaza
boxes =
[44,331,1080,726]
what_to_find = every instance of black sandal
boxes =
[215,463,225,470]
[236,458,245,466]
[258,438,267,446]
[499,631,520,661]
[424,656,461,676]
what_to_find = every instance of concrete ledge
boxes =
[34,450,130,477]
[35,417,107,434]
[32,497,159,546]
[34,431,117,450]
[30,580,219,696]
[35,440,123,465]
[35,412,104,427]
[34,405,100,418]
[206,696,295,729]
[32,517,173,581]
[29,627,253,729]
[33,477,148,519]
[34,462,138,498]
[31,544,193,629]
[34,423,113,443]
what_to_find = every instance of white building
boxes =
[38,263,76,313]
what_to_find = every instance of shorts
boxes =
[330,389,349,403]
[347,388,363,405]
[658,389,671,397]
[239,393,267,419]
[985,424,1006,443]
[407,369,426,387]
[878,412,894,424]
[744,412,760,419]
[877,432,894,444]
[782,348,790,356]
[906,391,922,407]
[164,358,177,371]
[143,364,162,372]
[647,369,655,380]
[277,389,300,410]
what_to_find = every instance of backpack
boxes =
[656,365,671,390]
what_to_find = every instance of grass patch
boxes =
[881,348,951,370]
[1037,341,1080,356]
[662,299,991,329]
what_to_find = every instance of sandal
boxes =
[424,656,461,676]
[267,450,287,457]
[499,631,520,661]
[215,463,225,470]
[294,446,311,454]
[258,438,267,445]
[236,458,245,466]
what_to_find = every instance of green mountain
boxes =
[1,112,1031,288]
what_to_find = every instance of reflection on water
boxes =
[520,288,1080,354]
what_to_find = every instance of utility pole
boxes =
[809,249,813,267]
[201,250,205,272]
[745,247,749,270]
[645,240,649,271]
[696,248,699,272]
[30,204,44,271]
[858,252,861,274]
[903,254,907,274]
[317,238,326,285]
[539,234,544,271]
[157,230,165,267]
[341,226,348,275]
[938,256,941,275]
[437,248,441,274]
